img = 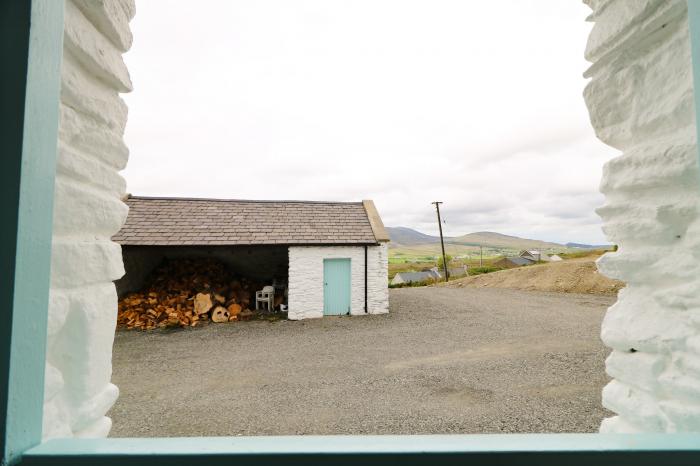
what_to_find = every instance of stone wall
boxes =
[287,244,389,320]
[584,0,700,432]
[43,0,134,439]
[367,243,390,315]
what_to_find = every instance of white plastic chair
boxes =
[255,285,275,312]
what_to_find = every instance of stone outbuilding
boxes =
[113,196,390,320]
[390,271,438,286]
[519,250,546,262]
[493,256,534,269]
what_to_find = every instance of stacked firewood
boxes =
[117,258,263,330]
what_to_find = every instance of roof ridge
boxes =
[126,195,363,205]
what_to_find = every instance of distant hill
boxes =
[386,227,442,246]
[387,227,565,251]
[565,242,612,249]
[450,231,563,250]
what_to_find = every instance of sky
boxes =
[121,0,618,245]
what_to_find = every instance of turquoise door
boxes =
[323,258,351,315]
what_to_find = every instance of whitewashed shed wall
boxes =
[287,244,389,320]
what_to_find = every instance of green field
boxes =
[388,245,510,280]
[388,243,560,264]
[388,258,503,280]
[388,243,598,280]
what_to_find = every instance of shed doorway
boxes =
[323,258,352,315]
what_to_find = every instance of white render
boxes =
[43,0,133,439]
[585,0,700,432]
[287,244,389,320]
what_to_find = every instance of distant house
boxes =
[518,250,563,263]
[494,256,534,269]
[448,265,469,277]
[420,266,442,279]
[391,271,439,285]
[519,250,545,261]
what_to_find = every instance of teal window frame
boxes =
[3,1,700,465]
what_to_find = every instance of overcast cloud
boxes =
[122,0,618,245]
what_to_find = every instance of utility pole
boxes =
[432,201,449,282]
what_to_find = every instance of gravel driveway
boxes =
[109,287,614,436]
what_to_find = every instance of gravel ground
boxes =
[109,287,614,437]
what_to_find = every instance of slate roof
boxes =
[113,196,381,246]
[392,272,438,284]
[505,257,534,266]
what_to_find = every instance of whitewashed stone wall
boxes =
[287,244,389,320]
[584,0,700,432]
[368,243,390,315]
[43,0,133,439]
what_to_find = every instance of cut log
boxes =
[211,306,230,323]
[238,290,251,309]
[116,258,270,330]
[227,303,242,317]
[194,292,213,315]
[227,289,239,303]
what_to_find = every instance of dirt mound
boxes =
[442,259,624,295]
